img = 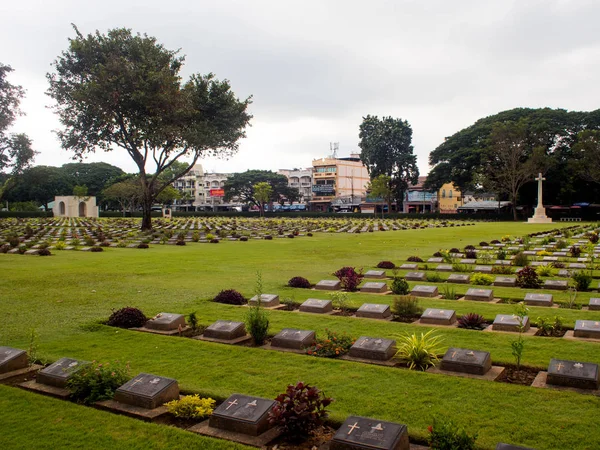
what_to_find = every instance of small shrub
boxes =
[38,248,52,256]
[449,247,460,253]
[464,245,475,251]
[407,256,423,263]
[306,329,355,358]
[392,295,423,320]
[569,246,582,257]
[451,263,469,273]
[465,250,477,259]
[589,232,599,244]
[516,266,541,289]
[0,244,10,253]
[551,261,566,269]
[427,416,478,450]
[377,261,395,269]
[265,235,273,240]
[288,276,311,289]
[490,239,500,244]
[210,238,219,243]
[67,360,130,405]
[491,265,513,274]
[330,292,350,315]
[457,313,486,330]
[512,252,529,267]
[107,307,147,328]
[390,277,409,295]
[100,241,110,247]
[555,239,568,250]
[176,239,186,246]
[395,330,443,371]
[213,289,246,305]
[90,246,103,252]
[572,271,592,291]
[188,311,199,332]
[471,273,493,286]
[245,305,269,345]
[268,382,333,442]
[496,249,506,260]
[479,241,489,247]
[441,285,456,300]
[433,251,443,257]
[136,243,149,249]
[536,265,554,277]
[536,316,564,337]
[425,272,441,283]
[165,395,215,420]
[306,233,313,237]
[333,266,363,292]
[239,236,248,241]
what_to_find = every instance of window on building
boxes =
[442,189,446,198]
[449,190,453,198]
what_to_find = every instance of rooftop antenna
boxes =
[330,142,339,159]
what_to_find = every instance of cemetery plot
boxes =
[439,348,492,376]
[248,294,280,308]
[315,280,341,291]
[543,280,568,291]
[20,357,89,398]
[464,288,494,302]
[207,394,276,436]
[398,263,417,270]
[270,329,316,350]
[404,272,426,281]
[364,270,386,279]
[523,293,553,307]
[410,285,439,298]
[330,416,409,450]
[419,308,457,326]
[136,312,188,335]
[299,298,333,314]
[347,337,396,362]
[495,444,536,450]
[492,315,530,332]
[573,320,600,339]
[436,264,453,272]
[447,274,469,284]
[360,282,388,294]
[199,320,250,344]
[589,298,600,311]
[0,346,28,374]
[493,277,516,287]
[544,359,599,390]
[355,303,392,320]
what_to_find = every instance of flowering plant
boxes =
[306,329,355,358]
[67,360,130,404]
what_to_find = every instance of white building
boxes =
[53,196,99,218]
[204,172,232,208]
[172,164,205,210]
[277,168,312,202]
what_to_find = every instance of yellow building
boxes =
[438,182,462,213]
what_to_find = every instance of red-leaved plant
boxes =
[268,382,333,441]
[333,266,364,292]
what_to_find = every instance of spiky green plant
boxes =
[395,330,444,371]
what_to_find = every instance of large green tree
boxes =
[5,165,71,210]
[367,174,393,217]
[223,170,297,208]
[571,130,600,185]
[60,162,125,198]
[358,115,419,208]
[47,26,252,230]
[253,182,272,217]
[0,63,36,201]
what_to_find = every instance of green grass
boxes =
[1,221,598,450]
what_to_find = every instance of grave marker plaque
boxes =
[299,298,333,314]
[364,270,386,279]
[493,277,517,287]
[474,265,493,274]
[315,280,341,291]
[568,263,587,269]
[114,373,179,409]
[459,258,476,265]
[523,293,553,307]
[248,294,280,307]
[440,347,491,375]
[145,313,186,331]
[410,285,439,298]
[435,264,453,272]
[203,321,246,341]
[399,263,417,270]
[427,257,443,263]
[492,314,530,332]
[0,346,28,374]
[348,336,396,361]
[465,288,493,301]
[589,298,600,311]
[330,416,409,450]
[271,328,316,350]
[447,274,470,284]
[37,357,88,388]
[573,320,600,339]
[543,280,568,291]
[209,394,276,436]
[356,303,391,320]
[404,272,426,282]
[495,444,536,450]
[546,358,599,390]
[420,308,456,326]
[360,282,388,293]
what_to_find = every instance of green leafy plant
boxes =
[67,360,130,404]
[165,394,215,420]
[268,382,333,442]
[491,265,513,275]
[441,285,456,300]
[306,329,355,358]
[496,249,506,260]
[395,330,443,371]
[245,271,270,345]
[536,316,564,337]
[391,295,423,320]
[572,271,592,291]
[516,266,541,289]
[27,328,39,366]
[471,273,493,285]
[187,311,199,332]
[330,291,350,315]
[427,416,478,450]
[391,277,409,295]
[451,263,469,273]
[510,302,529,371]
[535,265,554,277]
[426,272,442,282]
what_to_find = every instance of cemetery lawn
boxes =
[1,221,599,449]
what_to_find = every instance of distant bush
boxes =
[479,241,489,247]
[333,266,363,292]
[107,307,147,328]
[391,278,410,295]
[137,243,149,249]
[491,265,513,275]
[427,416,478,450]
[572,271,592,291]
[67,360,130,405]
[513,252,529,267]
[38,248,52,256]
[214,289,246,305]
[465,250,477,259]
[516,266,541,289]
[288,276,311,289]
[90,246,104,252]
[407,256,423,263]
[471,273,493,286]
[392,295,423,320]
[569,246,582,257]
[239,236,248,241]
[377,261,396,269]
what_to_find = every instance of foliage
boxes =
[571,130,600,185]
[107,307,147,328]
[268,382,333,441]
[253,181,273,217]
[569,245,582,257]
[245,304,269,345]
[47,26,252,230]
[329,292,349,315]
[359,115,419,207]
[512,252,529,267]
[407,256,423,262]
[224,170,298,208]
[367,174,394,216]
[516,266,541,288]
[451,263,469,273]
[164,395,215,420]
[395,330,443,371]
[491,265,513,274]
[426,272,442,282]
[187,311,199,332]
[535,265,553,277]
[441,285,456,300]
[572,271,592,291]
[376,261,395,269]
[471,273,493,285]
[390,277,409,295]
[67,360,130,404]
[213,289,246,305]
[306,329,355,358]
[391,295,423,320]
[510,303,529,371]
[427,416,478,450]
[72,185,89,198]
[536,316,564,337]
[287,276,311,289]
[333,266,364,292]
[38,248,52,256]
[457,313,486,330]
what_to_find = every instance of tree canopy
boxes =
[47,26,252,229]
[367,174,393,216]
[358,115,419,207]
[223,170,298,208]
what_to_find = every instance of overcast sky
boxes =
[2,0,600,175]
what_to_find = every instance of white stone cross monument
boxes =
[527,173,552,223]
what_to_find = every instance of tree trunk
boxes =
[511,191,518,221]
[141,190,153,231]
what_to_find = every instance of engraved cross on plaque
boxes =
[347,422,360,435]
[225,399,238,410]
[555,362,564,371]
[131,377,145,387]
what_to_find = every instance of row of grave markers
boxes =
[0,346,537,450]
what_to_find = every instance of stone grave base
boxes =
[416,320,457,328]
[0,364,43,383]
[426,365,505,382]
[189,419,281,447]
[338,355,397,367]
[194,335,252,345]
[293,309,336,316]
[353,314,393,321]
[243,304,282,310]
[130,326,192,336]
[261,344,307,355]
[457,297,501,303]
[532,372,600,396]
[563,330,600,343]
[483,326,538,336]
[95,399,170,421]
[19,379,71,399]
